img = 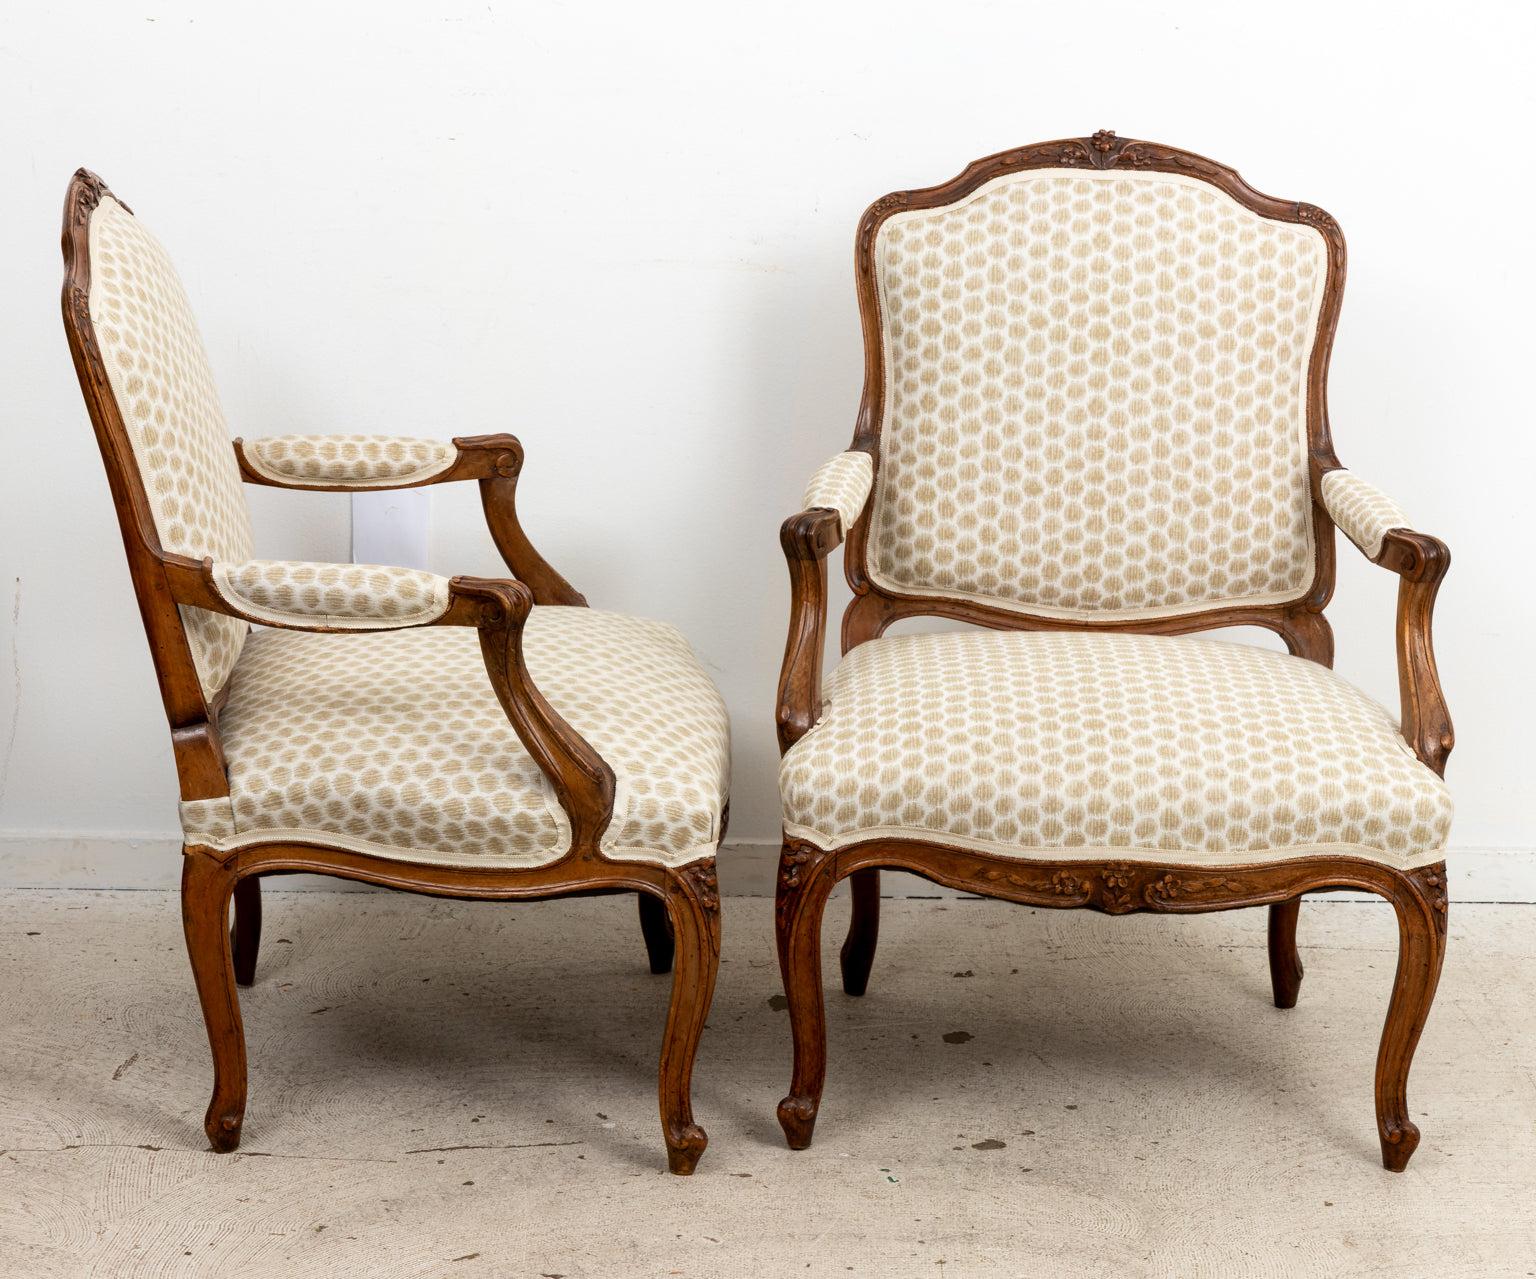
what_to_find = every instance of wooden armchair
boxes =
[774,133,1453,1172]
[61,171,729,1175]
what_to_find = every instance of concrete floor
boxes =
[0,889,1531,1278]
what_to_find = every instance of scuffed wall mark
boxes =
[0,577,18,809]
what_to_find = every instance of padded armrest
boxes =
[236,434,459,488]
[207,559,453,630]
[1320,469,1414,560]
[800,451,874,537]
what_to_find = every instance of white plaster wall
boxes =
[1,0,1531,879]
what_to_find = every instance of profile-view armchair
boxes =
[774,133,1453,1171]
[61,171,729,1174]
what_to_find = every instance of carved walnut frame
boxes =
[774,133,1452,1172]
[62,170,721,1175]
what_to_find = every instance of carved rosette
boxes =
[1145,871,1242,903]
[680,860,720,914]
[779,844,814,891]
[775,842,833,933]
[975,865,1091,904]
[70,169,124,221]
[1102,861,1136,912]
[1010,132,1199,174]
[1296,203,1339,231]
[1406,863,1449,939]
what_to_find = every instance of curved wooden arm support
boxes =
[451,577,616,854]
[233,433,586,607]
[776,509,844,755]
[477,468,587,607]
[160,556,616,853]
[1375,530,1454,778]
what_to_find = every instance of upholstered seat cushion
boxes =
[780,631,1450,869]
[181,608,730,868]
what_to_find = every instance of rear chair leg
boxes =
[638,890,675,975]
[182,850,248,1152]
[1268,896,1304,1008]
[232,876,262,987]
[840,868,880,996]
[657,864,721,1174]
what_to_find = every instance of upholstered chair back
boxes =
[864,167,1330,620]
[86,195,255,695]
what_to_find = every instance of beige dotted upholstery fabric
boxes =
[88,197,254,695]
[780,631,1450,869]
[181,608,731,868]
[209,560,452,630]
[801,451,875,535]
[242,434,457,488]
[1321,469,1411,559]
[867,169,1329,620]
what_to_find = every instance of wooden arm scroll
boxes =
[1376,530,1455,778]
[161,555,615,854]
[776,509,843,755]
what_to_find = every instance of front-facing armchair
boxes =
[62,171,729,1174]
[774,133,1452,1172]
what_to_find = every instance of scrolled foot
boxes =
[1379,1118,1421,1173]
[777,1094,819,1150]
[205,1107,244,1154]
[665,1123,708,1175]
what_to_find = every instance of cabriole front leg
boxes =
[657,862,721,1175]
[1376,863,1449,1171]
[776,841,836,1149]
[181,849,248,1152]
